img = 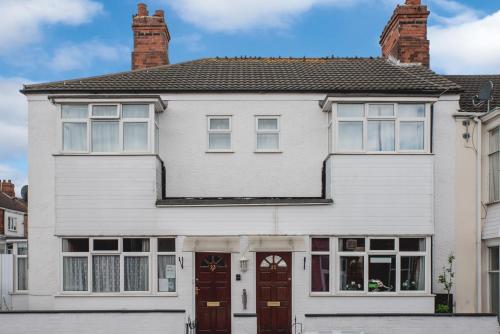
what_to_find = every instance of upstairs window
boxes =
[61,104,152,154]
[336,103,428,153]
[490,127,500,202]
[207,116,232,151]
[256,116,280,151]
[7,217,17,232]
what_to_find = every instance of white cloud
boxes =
[429,9,500,74]
[163,0,369,32]
[0,0,103,54]
[49,41,130,72]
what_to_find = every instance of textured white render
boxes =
[26,92,464,316]
[3,210,25,238]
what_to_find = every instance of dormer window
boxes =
[61,104,153,154]
[336,103,429,153]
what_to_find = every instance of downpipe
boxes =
[474,116,482,312]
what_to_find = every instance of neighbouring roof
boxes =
[0,192,27,213]
[22,57,461,95]
[445,75,500,113]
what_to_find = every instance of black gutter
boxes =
[305,313,497,317]
[0,309,186,314]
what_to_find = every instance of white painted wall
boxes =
[3,210,25,238]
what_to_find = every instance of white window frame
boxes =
[310,237,333,295]
[60,237,177,296]
[60,103,153,154]
[7,216,17,232]
[255,116,281,152]
[207,116,232,152]
[487,245,499,313]
[13,241,28,292]
[334,103,430,154]
[310,236,431,296]
[489,127,500,203]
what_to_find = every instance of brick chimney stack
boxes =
[132,3,171,70]
[380,0,430,67]
[1,180,15,197]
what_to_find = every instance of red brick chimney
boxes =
[380,0,430,67]
[1,180,15,197]
[132,3,171,70]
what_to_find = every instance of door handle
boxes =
[195,287,199,295]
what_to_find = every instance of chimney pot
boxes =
[154,10,164,18]
[137,3,148,16]
[406,0,421,5]
[1,179,15,197]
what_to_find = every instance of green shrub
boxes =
[436,304,450,313]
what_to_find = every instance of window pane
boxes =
[399,238,426,252]
[338,104,364,118]
[368,121,395,151]
[63,257,88,291]
[92,121,119,152]
[311,255,330,292]
[369,104,394,117]
[368,255,396,292]
[92,255,120,292]
[400,122,424,150]
[340,256,364,291]
[17,242,28,256]
[257,118,278,130]
[490,152,500,202]
[209,118,230,130]
[62,105,88,119]
[339,238,365,252]
[123,122,148,152]
[312,238,329,252]
[124,257,149,291]
[122,105,149,118]
[63,123,87,151]
[209,133,231,150]
[490,272,499,314]
[63,239,89,252]
[123,238,150,252]
[399,104,425,118]
[370,239,395,251]
[92,105,117,117]
[158,238,175,252]
[17,257,28,290]
[158,255,176,292]
[93,239,118,251]
[490,128,500,153]
[338,122,363,150]
[490,247,499,271]
[257,133,279,150]
[401,256,425,291]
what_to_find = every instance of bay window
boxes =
[490,128,500,202]
[61,104,153,154]
[61,237,177,294]
[207,116,232,151]
[489,246,499,314]
[336,103,428,153]
[311,236,429,295]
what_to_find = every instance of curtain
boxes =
[92,105,117,117]
[368,121,395,151]
[490,152,500,202]
[63,257,88,291]
[62,105,88,119]
[338,121,363,150]
[257,119,278,130]
[63,123,87,151]
[340,256,364,291]
[209,133,231,150]
[311,255,329,292]
[123,123,148,152]
[17,257,28,291]
[158,255,176,292]
[92,121,119,152]
[124,257,149,291]
[122,105,149,118]
[400,122,424,150]
[92,255,120,292]
[209,118,229,130]
[257,133,279,150]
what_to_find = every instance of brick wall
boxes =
[0,208,4,235]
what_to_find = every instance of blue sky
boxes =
[0,0,499,194]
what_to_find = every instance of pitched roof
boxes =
[22,57,461,95]
[0,192,27,213]
[445,75,500,113]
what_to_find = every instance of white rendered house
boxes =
[21,1,482,333]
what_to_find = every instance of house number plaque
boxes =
[267,301,281,307]
[207,301,220,307]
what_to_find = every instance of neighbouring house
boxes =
[18,0,498,332]
[0,180,28,310]
[445,75,500,315]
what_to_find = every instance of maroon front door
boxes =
[196,253,231,334]
[256,252,292,334]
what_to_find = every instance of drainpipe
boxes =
[474,116,482,312]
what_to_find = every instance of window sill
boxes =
[56,292,178,297]
[331,152,433,156]
[309,292,433,297]
[205,150,234,154]
[53,153,158,157]
[10,291,28,295]
[254,150,282,154]
[486,200,500,206]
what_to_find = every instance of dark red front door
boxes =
[256,252,292,334]
[196,253,231,334]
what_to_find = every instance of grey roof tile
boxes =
[445,75,500,113]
